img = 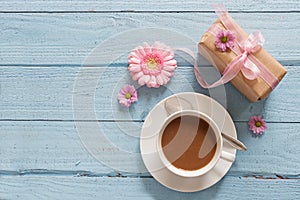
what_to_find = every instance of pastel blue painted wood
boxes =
[0,66,299,122]
[0,121,299,175]
[0,176,299,200]
[0,0,299,199]
[0,0,299,11]
[0,13,299,65]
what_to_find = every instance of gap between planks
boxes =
[0,169,299,180]
[0,120,299,123]
[0,11,299,14]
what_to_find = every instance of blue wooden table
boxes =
[0,1,299,199]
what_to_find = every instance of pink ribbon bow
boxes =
[191,4,279,89]
[222,31,265,82]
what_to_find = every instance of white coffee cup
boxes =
[157,110,235,177]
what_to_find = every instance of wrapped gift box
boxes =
[198,17,287,102]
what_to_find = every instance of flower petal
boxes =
[156,74,164,85]
[160,73,170,84]
[148,75,158,87]
[132,71,144,80]
[163,65,176,72]
[128,64,142,72]
[226,41,234,48]
[120,100,131,107]
[120,86,129,94]
[164,59,177,66]
[161,70,172,77]
[129,50,142,59]
[129,57,141,64]
[143,43,152,55]
[138,74,150,85]
[118,94,125,101]
[153,41,161,49]
[163,54,175,62]
[161,50,173,58]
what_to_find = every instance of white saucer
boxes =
[140,92,237,192]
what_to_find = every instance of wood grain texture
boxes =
[0,13,299,65]
[0,121,299,175]
[0,0,299,198]
[0,176,299,200]
[0,0,299,12]
[0,66,298,122]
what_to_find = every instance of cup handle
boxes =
[220,150,236,162]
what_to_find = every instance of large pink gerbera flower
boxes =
[128,42,177,88]
[248,115,267,136]
[215,30,235,52]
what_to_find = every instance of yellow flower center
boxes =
[255,121,262,127]
[221,36,228,43]
[147,58,158,70]
[125,92,131,99]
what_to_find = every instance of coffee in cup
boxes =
[157,110,235,177]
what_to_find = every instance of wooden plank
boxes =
[0,13,299,65]
[0,66,298,122]
[0,120,114,174]
[0,176,298,200]
[0,0,299,12]
[0,121,299,175]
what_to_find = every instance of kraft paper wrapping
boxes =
[198,19,287,102]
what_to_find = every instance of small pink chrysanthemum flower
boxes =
[128,42,177,88]
[215,30,235,52]
[117,85,138,107]
[248,116,267,136]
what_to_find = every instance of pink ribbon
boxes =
[192,4,279,89]
[220,31,264,81]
